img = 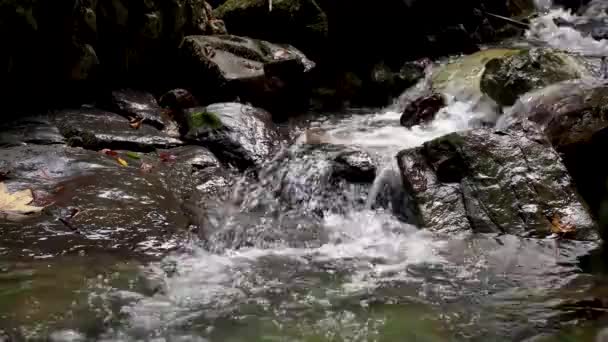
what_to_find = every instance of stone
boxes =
[179,34,315,112]
[480,48,588,106]
[0,145,189,259]
[503,80,608,221]
[106,89,165,129]
[53,107,183,152]
[184,103,281,170]
[397,128,598,240]
[400,93,446,128]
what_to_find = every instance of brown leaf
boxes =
[551,214,576,235]
[129,117,143,130]
[0,182,44,221]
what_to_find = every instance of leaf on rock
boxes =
[101,149,118,157]
[0,182,44,221]
[126,151,141,160]
[129,117,144,130]
[551,214,576,235]
[116,157,129,167]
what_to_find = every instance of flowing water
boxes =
[5,5,608,342]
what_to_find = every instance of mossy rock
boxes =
[187,110,223,130]
[480,48,588,106]
[432,49,520,96]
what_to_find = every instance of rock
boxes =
[106,89,165,129]
[184,103,281,170]
[159,88,199,111]
[397,128,598,239]
[480,48,588,106]
[432,48,519,96]
[332,148,376,183]
[203,143,376,251]
[400,93,446,128]
[506,80,608,150]
[0,117,64,147]
[503,80,608,220]
[53,107,183,152]
[179,34,315,112]
[214,0,329,58]
[0,145,190,259]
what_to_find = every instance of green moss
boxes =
[189,111,223,130]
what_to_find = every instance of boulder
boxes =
[397,128,597,240]
[400,93,446,128]
[0,145,189,259]
[179,34,315,112]
[53,107,183,152]
[184,103,281,170]
[503,80,608,221]
[480,48,588,106]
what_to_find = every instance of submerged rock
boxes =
[397,128,597,240]
[480,48,588,106]
[179,35,315,112]
[185,103,281,170]
[54,108,183,152]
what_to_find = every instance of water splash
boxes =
[526,8,608,56]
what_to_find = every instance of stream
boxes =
[3,4,608,342]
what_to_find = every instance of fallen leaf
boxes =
[159,152,177,163]
[0,182,44,221]
[116,157,129,167]
[551,214,576,235]
[101,149,118,157]
[129,117,143,130]
[126,151,141,160]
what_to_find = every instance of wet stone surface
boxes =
[54,107,184,152]
[0,143,232,260]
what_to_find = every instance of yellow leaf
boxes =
[116,157,128,167]
[0,182,44,221]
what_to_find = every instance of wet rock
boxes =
[0,116,64,147]
[400,93,446,128]
[332,148,376,183]
[179,35,315,112]
[0,144,190,259]
[204,143,376,251]
[505,80,608,221]
[53,107,183,152]
[106,89,165,129]
[159,88,199,111]
[397,128,598,239]
[432,48,519,96]
[480,48,588,106]
[185,103,281,170]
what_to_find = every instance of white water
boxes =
[527,7,608,56]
